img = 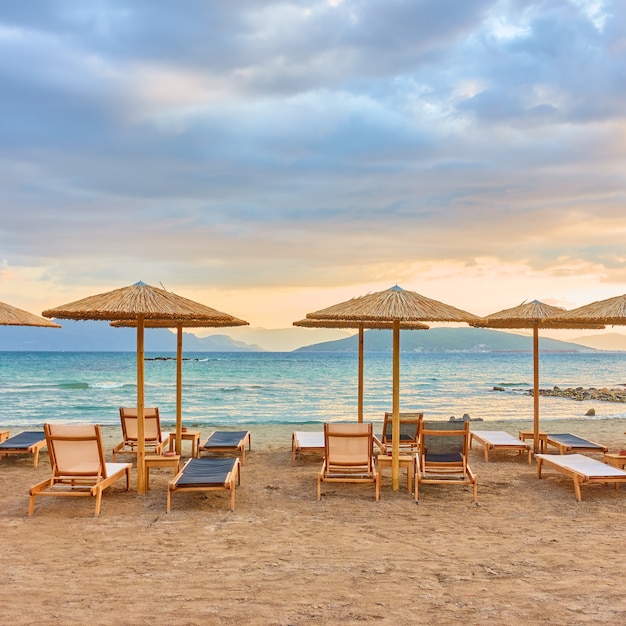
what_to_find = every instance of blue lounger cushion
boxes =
[201,431,249,448]
[176,458,238,487]
[547,433,607,452]
[0,431,45,449]
[199,430,251,464]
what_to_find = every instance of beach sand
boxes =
[1,418,626,625]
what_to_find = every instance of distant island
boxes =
[0,321,614,353]
[294,327,597,353]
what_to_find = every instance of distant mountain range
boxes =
[1,321,624,353]
[294,327,598,353]
[0,320,263,352]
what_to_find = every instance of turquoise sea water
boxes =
[1,351,626,429]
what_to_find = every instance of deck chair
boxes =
[415,420,478,502]
[545,433,608,455]
[318,423,380,501]
[28,424,131,516]
[535,453,626,501]
[199,430,251,464]
[373,412,423,456]
[0,431,47,467]
[112,407,171,461]
[167,457,241,511]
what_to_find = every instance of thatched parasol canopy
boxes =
[307,285,479,323]
[302,286,478,491]
[471,300,604,452]
[42,281,244,323]
[0,300,60,327]
[549,293,626,326]
[112,315,248,456]
[43,281,247,494]
[471,300,604,330]
[293,317,430,424]
[293,318,429,330]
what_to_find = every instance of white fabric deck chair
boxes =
[29,424,131,516]
[112,407,171,461]
[318,423,380,501]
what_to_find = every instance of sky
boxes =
[1,0,625,333]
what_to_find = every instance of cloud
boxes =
[0,0,625,326]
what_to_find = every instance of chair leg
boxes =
[94,489,103,516]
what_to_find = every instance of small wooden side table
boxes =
[518,430,548,453]
[604,453,626,470]
[145,454,180,490]
[377,454,415,493]
[169,430,201,458]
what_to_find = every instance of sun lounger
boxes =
[415,420,478,502]
[292,431,324,464]
[199,430,251,464]
[167,457,241,511]
[112,407,171,461]
[545,433,608,455]
[0,431,47,467]
[28,424,131,516]
[470,430,532,463]
[535,453,626,501]
[318,423,380,501]
[373,412,422,455]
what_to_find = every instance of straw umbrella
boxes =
[0,300,61,328]
[305,286,479,491]
[112,317,248,456]
[42,281,246,494]
[471,300,604,452]
[550,293,626,326]
[292,318,429,422]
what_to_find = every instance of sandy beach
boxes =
[1,417,625,625]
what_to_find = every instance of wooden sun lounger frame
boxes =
[0,431,47,467]
[373,411,423,455]
[112,407,171,461]
[535,453,626,501]
[292,431,325,464]
[167,457,241,512]
[470,430,532,463]
[545,433,608,455]
[415,420,478,503]
[28,424,132,516]
[199,430,251,465]
[318,423,380,501]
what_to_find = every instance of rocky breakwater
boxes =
[533,386,626,403]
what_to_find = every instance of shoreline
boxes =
[1,417,625,624]
[2,416,626,450]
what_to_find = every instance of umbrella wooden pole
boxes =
[358,325,364,423]
[533,327,540,454]
[136,315,146,494]
[175,324,183,455]
[391,319,400,491]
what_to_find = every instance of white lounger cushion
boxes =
[294,432,324,448]
[472,431,529,447]
[536,453,626,479]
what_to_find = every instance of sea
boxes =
[1,351,626,429]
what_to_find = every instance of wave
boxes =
[496,382,531,387]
